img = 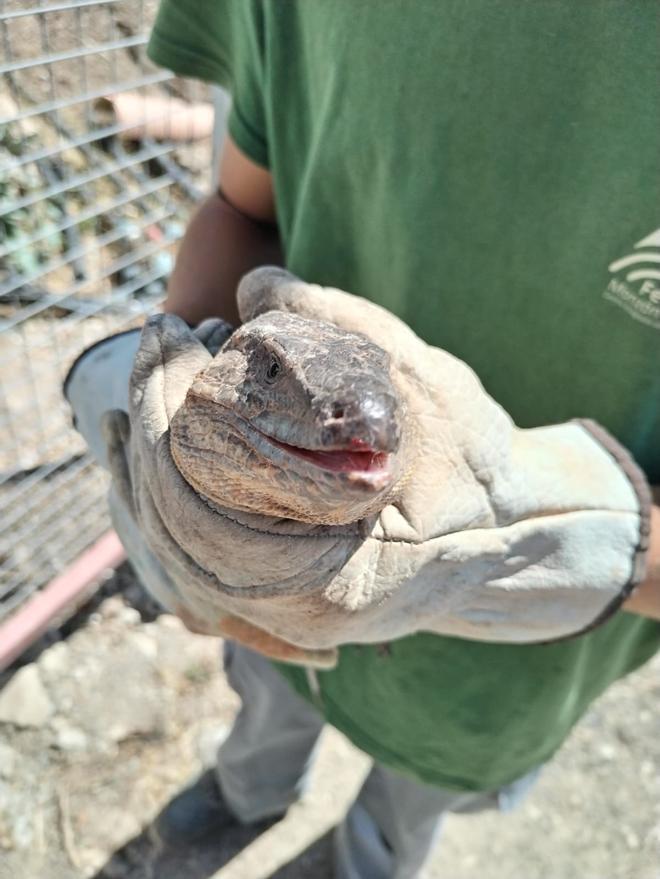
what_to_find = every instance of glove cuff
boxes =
[570,418,652,633]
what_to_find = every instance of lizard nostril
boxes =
[331,402,345,420]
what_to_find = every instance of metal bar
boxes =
[0,142,173,215]
[0,515,109,617]
[211,85,229,187]
[0,241,174,334]
[1,71,172,125]
[3,487,108,560]
[0,517,109,590]
[49,263,167,323]
[149,145,204,201]
[107,2,120,83]
[0,520,115,622]
[0,465,97,524]
[0,531,125,669]
[0,34,147,76]
[0,174,171,261]
[0,464,107,558]
[0,470,106,563]
[0,339,33,467]
[0,199,178,298]
[0,520,110,625]
[0,454,98,536]
[0,415,32,482]
[37,0,61,138]
[21,210,176,303]
[15,85,160,241]
[2,102,208,177]
[0,492,108,580]
[0,449,83,496]
[0,447,91,505]
[0,0,214,645]
[0,488,110,595]
[0,0,120,22]
[46,297,151,343]
[103,134,181,217]
[12,321,57,463]
[138,0,146,49]
[74,1,92,131]
[0,14,11,61]
[5,61,180,321]
[27,1,79,416]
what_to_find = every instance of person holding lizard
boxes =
[69,3,660,877]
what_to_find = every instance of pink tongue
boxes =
[297,448,387,472]
[275,441,389,473]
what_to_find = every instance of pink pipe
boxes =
[0,530,126,671]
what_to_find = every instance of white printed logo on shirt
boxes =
[604,228,660,330]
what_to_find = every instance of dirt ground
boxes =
[0,564,658,879]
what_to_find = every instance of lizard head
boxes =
[170,311,405,525]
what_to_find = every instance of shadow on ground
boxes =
[92,800,335,879]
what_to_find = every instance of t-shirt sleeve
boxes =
[147,0,269,167]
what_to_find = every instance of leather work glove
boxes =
[65,268,651,668]
[65,325,337,668]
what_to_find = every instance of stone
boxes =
[77,846,108,875]
[99,596,125,619]
[44,631,165,747]
[10,813,33,850]
[196,722,231,766]
[641,760,655,777]
[118,606,142,627]
[38,641,70,678]
[156,614,184,631]
[127,631,158,659]
[51,717,89,752]
[598,743,617,761]
[0,743,19,779]
[0,665,54,728]
[623,827,640,850]
[0,783,32,851]
[0,814,13,850]
[0,95,38,137]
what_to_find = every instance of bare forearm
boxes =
[163,190,282,326]
[623,497,660,621]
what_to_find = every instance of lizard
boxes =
[71,267,648,668]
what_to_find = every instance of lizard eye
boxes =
[265,354,281,383]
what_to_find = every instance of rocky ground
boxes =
[0,564,659,879]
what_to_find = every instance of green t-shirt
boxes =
[148,0,660,791]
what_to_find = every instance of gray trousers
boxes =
[217,643,539,879]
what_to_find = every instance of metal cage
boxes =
[0,0,219,637]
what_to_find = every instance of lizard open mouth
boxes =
[269,438,390,473]
[256,429,391,474]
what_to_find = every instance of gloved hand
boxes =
[65,268,651,667]
[65,322,338,668]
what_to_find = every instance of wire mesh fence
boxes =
[0,0,219,623]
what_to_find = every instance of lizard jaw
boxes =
[251,427,394,491]
[172,396,398,509]
[264,434,390,472]
[194,397,396,488]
